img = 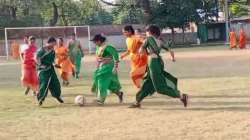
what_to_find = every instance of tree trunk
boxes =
[61,13,68,26]
[23,0,30,16]
[171,28,175,43]
[23,8,29,16]
[139,0,151,24]
[10,6,17,20]
[60,2,68,26]
[182,26,185,43]
[215,0,219,22]
[247,0,250,5]
[49,2,58,26]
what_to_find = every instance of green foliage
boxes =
[40,0,114,26]
[151,0,199,29]
[76,0,114,25]
[0,15,43,28]
[194,0,219,23]
[150,0,222,30]
[1,0,249,28]
[111,0,144,24]
[0,0,114,27]
[0,0,42,27]
[86,10,113,25]
[229,0,250,17]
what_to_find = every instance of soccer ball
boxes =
[74,95,86,106]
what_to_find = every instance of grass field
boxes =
[1,45,250,140]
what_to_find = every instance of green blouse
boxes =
[96,44,119,62]
[142,36,172,55]
[36,47,55,71]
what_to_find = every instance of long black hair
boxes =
[47,36,56,43]
[123,25,135,35]
[91,34,106,43]
[146,25,161,37]
[58,37,64,42]
[135,28,142,33]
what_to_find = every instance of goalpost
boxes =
[0,28,6,58]
[3,25,91,60]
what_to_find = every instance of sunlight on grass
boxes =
[1,47,250,140]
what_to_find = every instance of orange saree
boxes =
[229,31,237,49]
[239,29,247,49]
[11,41,20,59]
[55,45,75,81]
[21,44,38,91]
[126,36,148,88]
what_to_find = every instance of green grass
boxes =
[1,46,250,140]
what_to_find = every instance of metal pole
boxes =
[5,25,89,30]
[87,26,91,54]
[225,0,229,43]
[41,18,44,48]
[4,28,9,60]
[74,26,77,38]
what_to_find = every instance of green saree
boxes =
[68,40,83,75]
[92,44,121,103]
[36,48,61,102]
[136,36,180,102]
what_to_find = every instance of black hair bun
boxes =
[91,34,106,43]
[47,37,56,43]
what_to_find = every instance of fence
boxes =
[0,24,199,59]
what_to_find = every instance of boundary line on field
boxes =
[0,62,20,66]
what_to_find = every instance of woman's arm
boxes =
[120,50,129,60]
[106,45,119,74]
[160,39,175,62]
[35,50,42,66]
[77,41,84,57]
[20,53,24,62]
[138,38,149,54]
[107,46,119,62]
[169,50,175,62]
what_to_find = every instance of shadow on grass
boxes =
[191,95,250,99]
[37,99,250,113]
[40,103,76,109]
[63,83,91,88]
[39,101,137,108]
[140,106,250,112]
[33,91,250,112]
[139,100,250,112]
[62,93,95,98]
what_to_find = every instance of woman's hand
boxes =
[138,47,144,54]
[120,51,129,60]
[138,47,147,58]
[91,84,96,93]
[54,64,61,69]
[40,65,46,69]
[170,51,176,62]
[113,61,119,74]
[120,54,125,60]
[112,68,118,74]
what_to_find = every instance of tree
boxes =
[229,0,250,17]
[64,0,112,25]
[0,0,113,27]
[111,0,144,24]
[194,0,220,23]
[151,0,199,42]
[0,0,43,27]
[86,10,113,25]
[100,0,151,24]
